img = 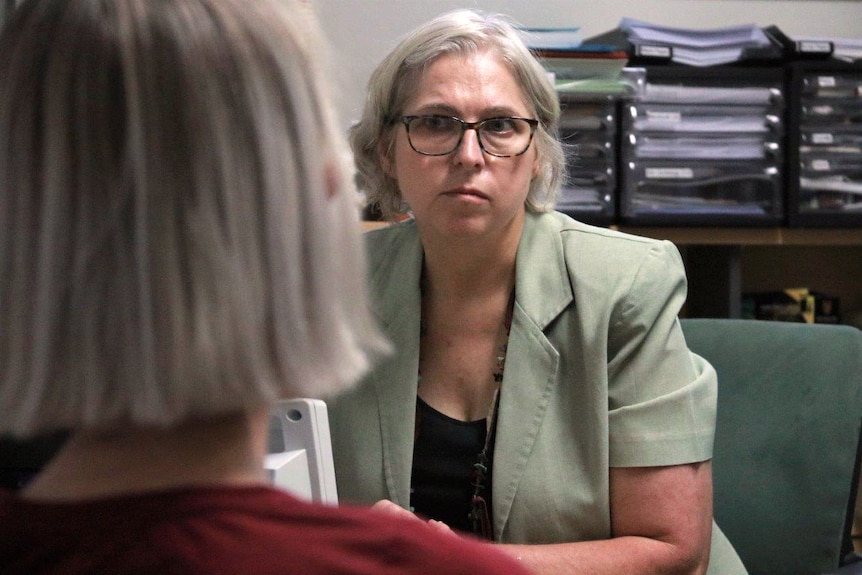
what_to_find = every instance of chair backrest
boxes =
[681,319,862,575]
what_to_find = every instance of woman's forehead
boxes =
[404,51,532,116]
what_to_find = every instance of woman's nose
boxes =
[452,127,485,167]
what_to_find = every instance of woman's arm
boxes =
[496,461,713,575]
[371,460,713,574]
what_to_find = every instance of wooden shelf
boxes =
[365,221,862,246]
[614,227,862,247]
[362,221,862,246]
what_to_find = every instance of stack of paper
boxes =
[518,27,582,50]
[519,26,628,82]
[535,46,629,81]
[619,18,774,67]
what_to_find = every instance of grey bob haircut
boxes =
[349,9,566,221]
[0,0,388,437]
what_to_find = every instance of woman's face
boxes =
[386,51,539,242]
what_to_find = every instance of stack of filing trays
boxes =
[552,64,640,225]
[557,92,620,225]
[788,62,862,227]
[619,67,786,225]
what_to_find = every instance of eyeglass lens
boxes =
[405,116,534,157]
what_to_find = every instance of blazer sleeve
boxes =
[605,240,717,467]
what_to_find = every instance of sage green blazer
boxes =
[329,211,746,574]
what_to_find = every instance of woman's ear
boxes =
[381,156,396,179]
[325,161,340,199]
[379,138,397,179]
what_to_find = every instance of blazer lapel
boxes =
[492,212,572,539]
[374,309,420,507]
[367,226,424,507]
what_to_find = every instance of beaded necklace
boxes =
[416,289,513,540]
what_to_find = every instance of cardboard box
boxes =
[742,288,840,324]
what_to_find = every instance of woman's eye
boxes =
[482,118,515,133]
[418,116,455,132]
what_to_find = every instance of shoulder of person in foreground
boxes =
[0,487,532,575]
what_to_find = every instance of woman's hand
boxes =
[371,499,454,535]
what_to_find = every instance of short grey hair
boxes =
[0,0,388,437]
[350,9,566,221]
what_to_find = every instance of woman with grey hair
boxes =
[0,1,535,574]
[328,9,747,575]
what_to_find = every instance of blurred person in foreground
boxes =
[327,9,747,575]
[0,1,534,574]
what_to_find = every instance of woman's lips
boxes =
[442,187,489,201]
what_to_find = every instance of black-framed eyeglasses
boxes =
[399,115,538,158]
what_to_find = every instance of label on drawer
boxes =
[797,40,832,54]
[817,76,837,88]
[645,167,694,179]
[645,110,681,123]
[637,45,672,58]
[811,159,831,171]
[811,133,834,145]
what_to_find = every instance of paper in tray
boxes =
[627,102,780,133]
[622,158,782,218]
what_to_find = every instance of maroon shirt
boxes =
[0,485,530,575]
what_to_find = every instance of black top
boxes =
[410,397,489,534]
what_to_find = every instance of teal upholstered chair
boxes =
[681,319,862,575]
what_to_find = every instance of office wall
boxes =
[312,0,862,124]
